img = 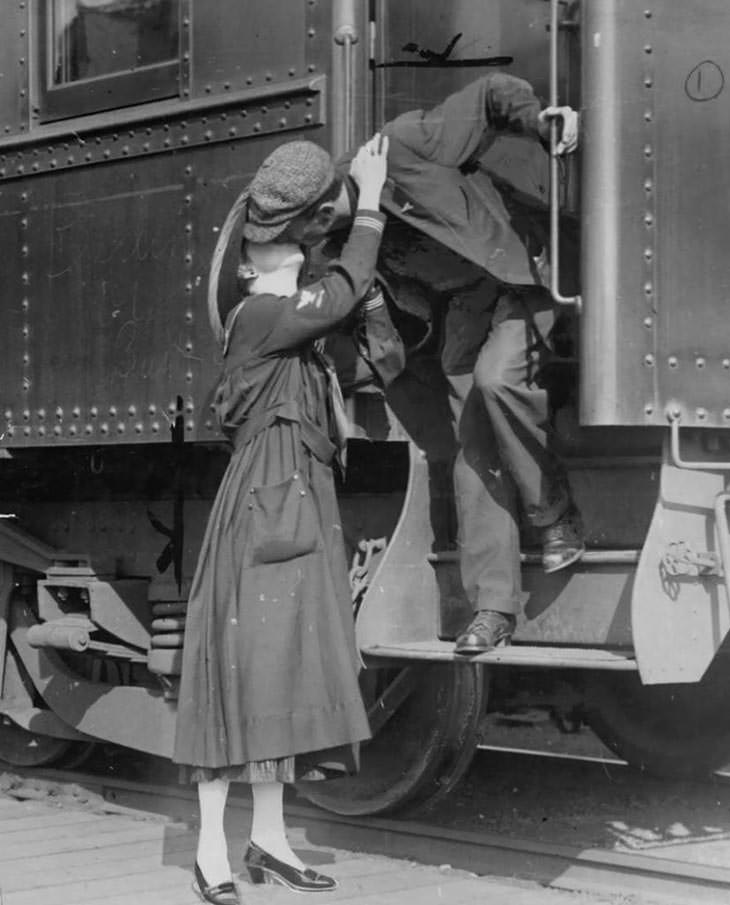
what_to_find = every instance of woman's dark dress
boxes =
[174,212,385,783]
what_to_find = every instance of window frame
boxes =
[38,0,182,123]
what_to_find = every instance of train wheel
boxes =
[585,656,730,778]
[0,717,71,768]
[0,644,74,768]
[299,662,486,817]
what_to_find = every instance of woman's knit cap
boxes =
[243,140,336,242]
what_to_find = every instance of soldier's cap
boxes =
[243,140,337,242]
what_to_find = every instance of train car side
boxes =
[2,0,730,818]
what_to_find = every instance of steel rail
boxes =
[4,765,730,904]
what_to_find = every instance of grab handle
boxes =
[714,492,730,602]
[668,413,730,471]
[332,1,359,158]
[549,0,582,310]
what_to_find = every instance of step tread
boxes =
[428,549,640,565]
[362,640,638,669]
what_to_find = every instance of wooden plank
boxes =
[0,799,51,815]
[0,809,103,833]
[74,891,199,905]
[0,812,173,845]
[0,844,195,892]
[2,866,193,905]
[0,836,197,898]
[75,891,200,905]
[0,821,189,861]
[340,877,584,905]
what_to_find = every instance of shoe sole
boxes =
[543,545,586,575]
[248,866,338,893]
[193,881,239,905]
[454,637,512,656]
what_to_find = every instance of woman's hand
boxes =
[349,132,389,210]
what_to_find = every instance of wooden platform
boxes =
[0,792,615,905]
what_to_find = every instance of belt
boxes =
[231,404,336,466]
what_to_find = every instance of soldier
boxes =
[302,73,584,654]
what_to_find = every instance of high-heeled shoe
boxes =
[193,861,240,905]
[243,840,337,892]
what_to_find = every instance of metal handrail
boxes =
[668,413,730,471]
[549,0,582,310]
[332,0,359,158]
[714,492,730,601]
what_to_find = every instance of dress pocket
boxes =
[249,472,320,565]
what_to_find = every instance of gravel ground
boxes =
[415,716,730,868]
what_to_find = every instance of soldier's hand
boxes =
[539,106,579,155]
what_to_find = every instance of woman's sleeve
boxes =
[385,73,542,170]
[254,211,386,354]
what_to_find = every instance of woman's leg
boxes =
[250,781,304,868]
[197,778,232,882]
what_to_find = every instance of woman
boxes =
[174,134,389,905]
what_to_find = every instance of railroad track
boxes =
[3,759,730,905]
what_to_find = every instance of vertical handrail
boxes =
[549,0,582,310]
[714,493,730,603]
[332,1,359,159]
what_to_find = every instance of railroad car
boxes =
[1,0,730,816]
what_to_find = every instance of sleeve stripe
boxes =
[363,291,385,311]
[354,214,385,234]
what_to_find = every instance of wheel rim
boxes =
[300,662,486,816]
[0,716,71,767]
[0,644,73,768]
[586,655,730,777]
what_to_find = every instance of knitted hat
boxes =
[243,140,336,242]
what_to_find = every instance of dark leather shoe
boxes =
[193,862,240,905]
[244,840,337,892]
[542,503,585,574]
[454,610,516,655]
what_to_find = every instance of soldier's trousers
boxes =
[442,283,572,615]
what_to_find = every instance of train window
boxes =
[39,0,181,122]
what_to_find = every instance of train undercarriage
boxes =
[3,0,730,819]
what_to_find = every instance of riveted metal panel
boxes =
[581,0,730,427]
[373,0,561,124]
[0,78,324,182]
[0,182,27,432]
[0,82,327,449]
[8,157,195,446]
[191,0,329,98]
[0,3,29,137]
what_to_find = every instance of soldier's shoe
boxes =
[454,610,516,656]
[542,503,585,574]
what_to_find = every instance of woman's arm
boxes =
[250,211,387,353]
